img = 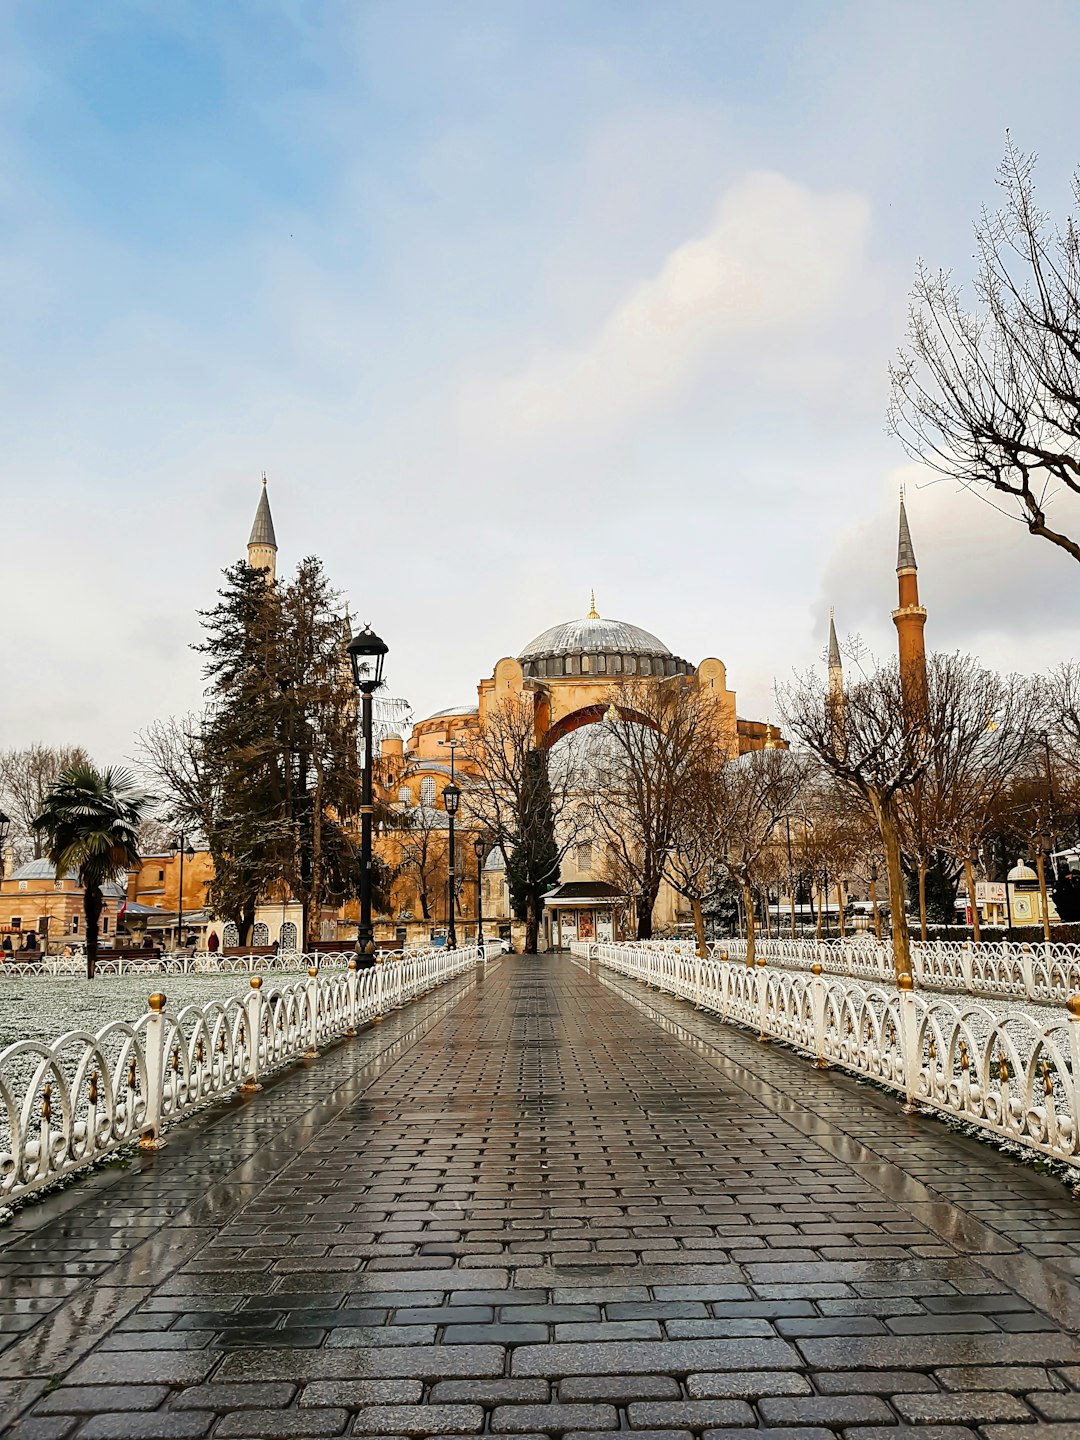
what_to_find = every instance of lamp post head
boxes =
[442,782,461,819]
[473,835,486,860]
[0,810,8,847]
[347,624,388,693]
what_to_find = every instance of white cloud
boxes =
[462,171,871,445]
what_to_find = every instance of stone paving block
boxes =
[511,1337,800,1376]
[844,1430,979,1440]
[1033,1394,1080,1421]
[299,1380,424,1408]
[34,1386,171,1415]
[555,1321,662,1341]
[325,1325,436,1347]
[893,1391,1034,1423]
[501,1306,603,1323]
[65,1355,219,1387]
[937,1366,1056,1391]
[393,1307,493,1325]
[685,1371,812,1399]
[344,1406,483,1435]
[12,1421,77,1440]
[758,1394,895,1426]
[490,1403,618,1432]
[796,1334,1080,1368]
[813,1370,938,1394]
[701,1430,835,1440]
[558,1377,681,1403]
[78,1415,217,1440]
[663,1319,776,1339]
[442,1324,548,1345]
[215,1411,349,1438]
[216,1343,505,1381]
[626,1400,755,1428]
[428,1380,550,1404]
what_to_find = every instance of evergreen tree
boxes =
[505,748,560,952]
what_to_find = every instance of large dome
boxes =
[520,616,670,661]
[518,607,692,681]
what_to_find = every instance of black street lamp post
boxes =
[347,624,389,958]
[473,835,486,948]
[0,810,9,880]
[443,779,460,949]
[173,833,195,951]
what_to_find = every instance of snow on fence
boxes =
[0,943,499,1207]
[572,940,1080,1169]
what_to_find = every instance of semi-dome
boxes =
[518,598,692,681]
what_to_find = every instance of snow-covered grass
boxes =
[0,972,281,1052]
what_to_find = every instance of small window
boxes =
[398,786,412,805]
[625,656,637,675]
[577,842,592,871]
[102,916,108,934]
[18,881,27,891]
[612,655,623,674]
[420,777,436,805]
[596,654,607,673]
[10,916,20,930]
[158,869,165,882]
[581,655,591,674]
[72,916,79,933]
[55,879,64,890]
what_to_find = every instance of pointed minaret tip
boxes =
[248,475,277,550]
[828,610,842,670]
[897,492,917,572]
[587,589,600,620]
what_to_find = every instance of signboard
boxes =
[975,881,1007,904]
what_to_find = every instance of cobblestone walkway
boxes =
[6,956,1080,1440]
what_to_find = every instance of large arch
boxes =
[540,702,658,750]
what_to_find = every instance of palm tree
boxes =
[33,764,147,979]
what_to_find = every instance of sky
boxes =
[2,0,1079,761]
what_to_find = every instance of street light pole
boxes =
[347,624,389,959]
[474,835,486,949]
[439,740,463,951]
[0,811,9,881]
[173,833,195,953]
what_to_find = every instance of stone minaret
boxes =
[247,473,278,579]
[827,608,843,705]
[891,490,927,708]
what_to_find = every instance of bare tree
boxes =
[394,803,450,923]
[461,696,586,951]
[712,749,812,964]
[890,141,1080,562]
[781,660,929,983]
[0,744,92,862]
[592,681,732,940]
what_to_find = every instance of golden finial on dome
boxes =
[587,589,599,619]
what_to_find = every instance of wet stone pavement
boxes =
[5,957,1080,1440]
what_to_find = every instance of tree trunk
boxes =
[84,882,102,981]
[814,878,824,939]
[763,891,772,939]
[741,880,757,966]
[240,896,256,947]
[965,855,981,944]
[871,793,913,985]
[525,892,540,953]
[869,875,881,940]
[691,894,707,959]
[636,893,654,940]
[837,878,846,938]
[307,773,324,952]
[917,861,928,941]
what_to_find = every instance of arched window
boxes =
[252,921,270,946]
[577,842,592,871]
[279,921,298,952]
[398,786,412,805]
[420,776,436,805]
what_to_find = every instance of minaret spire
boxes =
[828,608,843,704]
[247,473,278,581]
[891,488,927,710]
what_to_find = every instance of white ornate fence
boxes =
[569,935,1080,1007]
[0,950,363,979]
[0,944,499,1206]
[574,940,1080,1169]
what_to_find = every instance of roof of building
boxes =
[248,476,277,549]
[421,705,479,722]
[1007,859,1038,883]
[543,880,624,904]
[6,860,126,898]
[519,614,671,662]
[897,494,917,571]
